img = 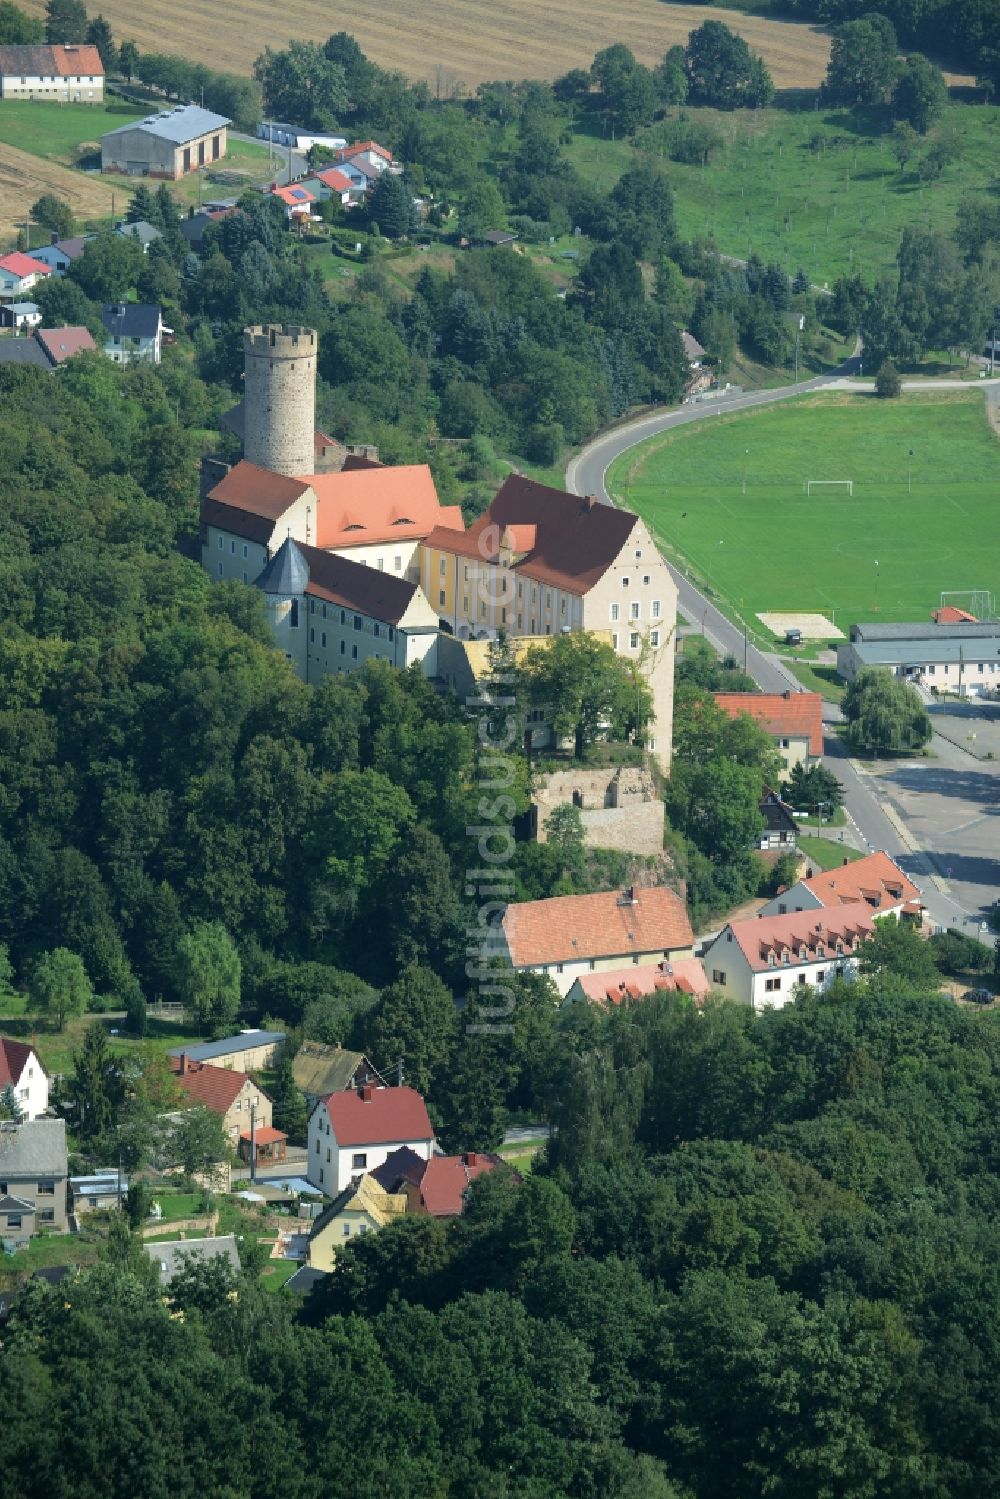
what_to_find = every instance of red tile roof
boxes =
[0,251,52,279]
[0,43,103,78]
[325,1085,433,1148]
[419,1152,501,1216]
[570,957,710,1006]
[0,1038,39,1088]
[271,184,315,207]
[307,465,461,549]
[316,167,355,193]
[337,141,392,162]
[713,690,824,757]
[35,325,96,364]
[725,902,875,974]
[239,1125,286,1144]
[798,851,921,914]
[171,1058,259,1114]
[503,886,693,968]
[932,606,978,623]
[207,460,310,519]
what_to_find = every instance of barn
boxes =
[101,103,230,180]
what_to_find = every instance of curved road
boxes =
[566,368,1000,932]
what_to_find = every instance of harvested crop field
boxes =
[0,141,117,243]
[20,0,834,90]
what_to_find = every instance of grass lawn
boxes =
[565,101,1000,284]
[0,1010,203,1076]
[798,835,864,870]
[145,1228,208,1242]
[0,101,143,163]
[608,391,1000,634]
[261,1258,301,1291]
[0,1230,103,1290]
[786,660,847,702]
[150,1192,207,1223]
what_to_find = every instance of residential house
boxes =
[758,850,922,922]
[564,957,710,1007]
[168,1029,286,1072]
[837,619,1000,695]
[0,324,96,369]
[146,1234,241,1286]
[313,166,360,206]
[419,474,679,769]
[373,1145,504,1218]
[203,459,462,581]
[481,229,517,247]
[499,885,694,999]
[335,140,394,175]
[115,219,162,253]
[307,1084,435,1194]
[0,43,103,101]
[70,1170,126,1214]
[0,251,51,301]
[0,1038,48,1120]
[0,1118,68,1245]
[270,183,316,221]
[170,1056,273,1146]
[101,302,164,364]
[701,903,876,1010]
[758,786,799,850]
[102,104,230,179]
[306,1174,408,1270]
[28,235,90,275]
[291,1042,384,1107]
[713,690,824,774]
[0,300,40,330]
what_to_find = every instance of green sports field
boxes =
[607,391,1000,634]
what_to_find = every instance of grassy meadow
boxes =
[565,101,1000,285]
[607,391,1000,632]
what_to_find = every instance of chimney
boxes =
[178,1052,189,1074]
[583,494,599,511]
[359,1084,375,1102]
[50,231,58,245]
[842,857,850,866]
[783,689,792,699]
[464,1152,479,1166]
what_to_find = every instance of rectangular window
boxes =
[712,970,726,984]
[652,600,661,619]
[39,1208,54,1223]
[798,972,806,985]
[817,970,826,983]
[242,543,248,558]
[217,562,223,578]
[352,1153,367,1169]
[352,644,358,659]
[650,630,660,647]
[439,558,446,575]
[315,1138,320,1153]
[394,556,402,572]
[463,597,469,615]
[612,632,619,650]
[319,1168,324,1183]
[388,626,394,641]
[37,1181,54,1196]
[630,632,640,649]
[230,540,235,554]
[217,536,223,550]
[353,615,362,631]
[7,1215,21,1229]
[326,1147,331,1163]
[439,590,446,606]
[501,607,506,624]
[321,632,326,648]
[630,602,640,621]
[764,977,780,993]
[377,558,384,571]
[340,640,345,655]
[610,603,620,622]
[310,628,315,643]
[622,576,629,588]
[643,574,650,585]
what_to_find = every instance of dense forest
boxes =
[5,982,1000,1496]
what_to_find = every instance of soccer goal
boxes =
[804,480,853,496]
[939,589,996,621]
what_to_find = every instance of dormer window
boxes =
[768,951,776,967]
[799,946,808,961]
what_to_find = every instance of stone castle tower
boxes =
[243,323,317,477]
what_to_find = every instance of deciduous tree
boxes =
[30,947,91,1030]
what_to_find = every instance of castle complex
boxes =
[200,324,677,770]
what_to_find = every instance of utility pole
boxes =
[249,1100,257,1185]
[396,1057,404,1087]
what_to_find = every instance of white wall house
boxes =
[0,43,104,100]
[701,903,876,1011]
[0,1039,48,1121]
[307,1085,435,1194]
[758,850,922,922]
[500,886,694,999]
[0,252,51,301]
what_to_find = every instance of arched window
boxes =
[289,599,299,629]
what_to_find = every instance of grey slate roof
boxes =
[145,1234,241,1286]
[101,303,161,340]
[285,1264,327,1294]
[0,338,50,368]
[166,1029,285,1063]
[0,1119,67,1178]
[844,638,1000,667]
[254,537,310,597]
[852,621,1000,643]
[103,104,230,145]
[116,220,162,246]
[0,1194,34,1213]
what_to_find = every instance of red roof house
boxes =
[308,1085,435,1193]
[713,689,824,762]
[170,1056,273,1144]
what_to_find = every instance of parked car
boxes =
[963,988,995,1005]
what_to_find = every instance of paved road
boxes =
[566,368,1000,932]
[229,130,308,189]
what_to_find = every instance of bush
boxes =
[875,359,901,398]
[929,929,993,977]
